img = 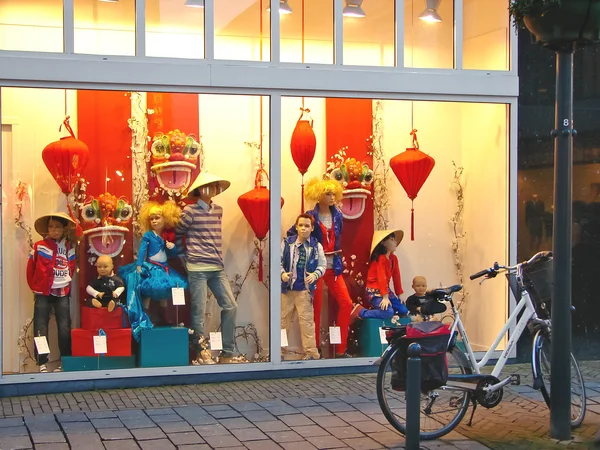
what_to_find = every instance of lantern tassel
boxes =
[301,174,305,213]
[411,201,415,241]
[257,240,265,282]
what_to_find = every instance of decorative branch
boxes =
[450,161,468,312]
[14,181,33,249]
[368,101,390,230]
[17,316,35,371]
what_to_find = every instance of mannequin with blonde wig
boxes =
[138,200,181,233]
[287,176,353,358]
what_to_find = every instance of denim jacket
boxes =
[280,236,326,294]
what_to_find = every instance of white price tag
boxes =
[172,287,186,306]
[329,326,342,345]
[93,335,108,354]
[209,332,223,351]
[281,329,289,348]
[34,336,50,355]
[379,327,388,344]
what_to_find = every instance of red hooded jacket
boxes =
[27,238,76,296]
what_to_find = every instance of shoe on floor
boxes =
[350,303,365,325]
[53,365,63,372]
[335,352,354,359]
[218,352,245,364]
[39,364,48,373]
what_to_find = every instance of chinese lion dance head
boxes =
[327,157,374,220]
[149,129,202,196]
[80,192,132,257]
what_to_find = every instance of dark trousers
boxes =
[33,294,72,365]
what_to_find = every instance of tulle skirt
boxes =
[119,261,188,301]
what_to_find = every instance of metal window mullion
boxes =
[270,0,280,63]
[204,0,215,61]
[63,0,74,54]
[269,93,282,364]
[394,0,404,68]
[509,17,518,72]
[454,0,463,70]
[135,0,146,57]
[334,0,343,65]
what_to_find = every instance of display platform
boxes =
[71,328,133,357]
[139,326,189,368]
[62,355,136,372]
[358,316,412,357]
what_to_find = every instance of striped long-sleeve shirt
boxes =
[175,199,224,271]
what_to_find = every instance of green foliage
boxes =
[508,0,560,29]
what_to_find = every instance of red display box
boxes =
[80,306,128,331]
[71,328,132,357]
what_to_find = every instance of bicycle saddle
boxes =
[428,284,462,298]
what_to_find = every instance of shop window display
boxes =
[280,97,509,359]
[1,89,271,374]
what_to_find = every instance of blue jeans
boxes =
[188,270,238,354]
[361,292,408,320]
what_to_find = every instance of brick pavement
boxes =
[0,361,598,449]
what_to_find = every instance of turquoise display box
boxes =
[358,317,411,357]
[62,356,135,372]
[139,326,189,368]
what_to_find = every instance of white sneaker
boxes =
[39,364,48,373]
[53,365,63,372]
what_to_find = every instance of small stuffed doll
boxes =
[86,255,125,312]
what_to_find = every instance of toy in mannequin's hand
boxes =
[86,255,125,312]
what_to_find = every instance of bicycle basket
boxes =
[522,257,553,308]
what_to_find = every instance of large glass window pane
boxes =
[280,96,509,359]
[0,0,63,52]
[215,0,270,61]
[463,0,509,71]
[281,0,333,64]
[1,88,270,374]
[404,0,454,69]
[343,0,394,66]
[146,0,205,59]
[74,0,135,56]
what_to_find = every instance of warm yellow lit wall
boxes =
[1,88,79,374]
[0,0,63,52]
[379,100,509,352]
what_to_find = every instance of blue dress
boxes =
[119,231,188,301]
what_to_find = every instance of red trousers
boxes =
[314,270,353,354]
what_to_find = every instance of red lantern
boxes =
[290,108,316,212]
[389,129,435,241]
[238,169,285,281]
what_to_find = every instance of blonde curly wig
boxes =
[304,177,343,203]
[139,200,182,232]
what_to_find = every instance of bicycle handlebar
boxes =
[469,269,490,280]
[469,251,553,281]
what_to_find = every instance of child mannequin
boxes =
[120,200,188,325]
[27,213,77,373]
[86,255,125,312]
[406,276,446,320]
[350,229,408,322]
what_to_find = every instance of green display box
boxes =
[358,317,411,357]
[62,356,136,372]
[139,326,189,368]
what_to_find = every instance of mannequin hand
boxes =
[380,296,391,310]
[112,291,119,298]
[305,272,317,285]
[166,242,175,250]
[136,266,142,274]
[96,292,104,299]
[281,272,292,283]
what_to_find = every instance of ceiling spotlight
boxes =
[343,0,366,18]
[185,0,204,7]
[266,0,293,15]
[419,0,442,23]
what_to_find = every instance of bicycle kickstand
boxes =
[467,396,478,427]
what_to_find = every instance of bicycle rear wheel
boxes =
[376,345,471,440]
[532,331,586,428]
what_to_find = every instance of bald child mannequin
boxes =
[86,255,125,312]
[406,276,428,320]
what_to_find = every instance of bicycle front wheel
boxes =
[532,331,586,428]
[376,345,471,440]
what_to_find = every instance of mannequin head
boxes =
[295,214,315,241]
[305,178,343,209]
[47,217,68,241]
[412,276,427,296]
[96,255,114,277]
[370,232,398,261]
[139,200,181,233]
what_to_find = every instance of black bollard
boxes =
[406,342,421,450]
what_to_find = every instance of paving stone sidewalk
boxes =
[0,361,598,450]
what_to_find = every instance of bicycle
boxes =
[376,251,586,440]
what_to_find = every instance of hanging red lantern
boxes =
[238,169,285,281]
[389,129,435,241]
[290,108,316,212]
[42,116,90,236]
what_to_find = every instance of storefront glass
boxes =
[1,88,271,374]
[74,0,136,56]
[463,0,510,71]
[146,0,205,59]
[280,97,509,359]
[281,0,333,64]
[215,0,270,61]
[0,0,63,53]
[404,0,454,69]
